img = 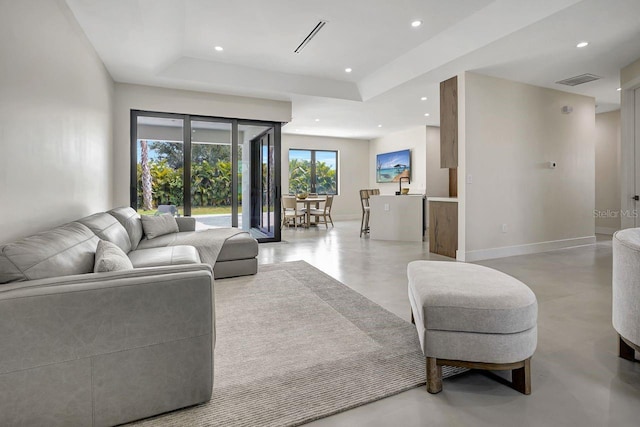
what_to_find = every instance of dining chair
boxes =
[359,189,371,237]
[282,196,305,228]
[308,195,334,229]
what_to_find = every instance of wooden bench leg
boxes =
[512,358,531,395]
[619,335,638,362]
[426,357,442,394]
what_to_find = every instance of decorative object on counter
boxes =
[376,149,411,183]
[397,176,411,195]
[296,192,308,199]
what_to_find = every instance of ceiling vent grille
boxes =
[555,73,601,86]
[294,21,327,54]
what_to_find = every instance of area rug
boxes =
[130,261,460,427]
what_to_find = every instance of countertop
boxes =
[427,197,458,203]
[371,194,425,197]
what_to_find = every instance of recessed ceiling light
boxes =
[214,46,224,52]
[345,68,352,73]
[411,20,422,28]
[420,96,427,101]
[315,118,320,122]
[424,113,430,117]
[617,87,622,91]
[378,124,383,128]
[576,41,589,48]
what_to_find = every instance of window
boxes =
[288,149,338,194]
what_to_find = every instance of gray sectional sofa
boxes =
[0,207,259,426]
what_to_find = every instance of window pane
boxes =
[136,116,184,216]
[190,120,232,229]
[315,151,337,194]
[289,149,311,194]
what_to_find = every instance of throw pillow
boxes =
[140,213,179,239]
[94,240,134,273]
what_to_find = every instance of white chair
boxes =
[308,195,334,228]
[157,204,179,217]
[282,197,305,228]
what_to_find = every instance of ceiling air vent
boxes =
[294,21,327,54]
[555,73,601,86]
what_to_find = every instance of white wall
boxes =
[113,83,292,206]
[426,126,450,197]
[595,110,621,234]
[461,72,595,261]
[621,57,640,87]
[282,134,369,219]
[368,127,427,194]
[0,0,114,244]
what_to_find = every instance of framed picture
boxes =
[376,149,411,183]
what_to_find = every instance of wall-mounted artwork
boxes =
[376,149,411,183]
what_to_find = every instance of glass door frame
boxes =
[130,110,282,242]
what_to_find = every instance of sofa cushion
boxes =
[136,229,252,267]
[217,233,259,262]
[94,240,134,273]
[0,222,99,283]
[140,214,179,240]
[78,212,132,254]
[128,246,201,268]
[108,207,143,250]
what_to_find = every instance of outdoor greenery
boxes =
[137,141,237,210]
[288,158,337,194]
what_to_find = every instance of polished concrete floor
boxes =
[257,221,640,427]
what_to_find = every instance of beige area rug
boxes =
[131,261,461,427]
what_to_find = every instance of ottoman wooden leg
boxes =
[411,310,415,325]
[512,358,531,395]
[426,357,442,394]
[619,335,639,362]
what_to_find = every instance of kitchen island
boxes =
[369,194,425,242]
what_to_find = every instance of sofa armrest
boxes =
[176,216,196,232]
[0,264,214,375]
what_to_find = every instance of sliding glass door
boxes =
[190,119,233,229]
[251,128,277,236]
[131,111,281,242]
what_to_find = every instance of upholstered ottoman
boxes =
[612,228,640,362]
[407,261,538,394]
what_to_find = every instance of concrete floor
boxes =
[257,221,640,427]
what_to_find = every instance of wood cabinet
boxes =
[440,76,458,168]
[428,198,458,258]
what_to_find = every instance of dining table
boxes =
[296,197,325,227]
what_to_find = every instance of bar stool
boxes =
[359,189,371,237]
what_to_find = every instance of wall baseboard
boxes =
[464,236,597,262]
[595,226,619,235]
[332,214,361,221]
